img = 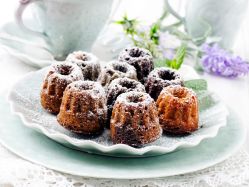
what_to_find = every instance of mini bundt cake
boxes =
[57,80,107,135]
[145,67,184,100]
[118,47,154,83]
[98,60,137,87]
[41,62,83,114]
[110,91,162,147]
[106,77,146,127]
[66,51,101,81]
[156,85,199,134]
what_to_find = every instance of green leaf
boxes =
[166,44,186,69]
[185,79,212,112]
[115,20,125,25]
[115,14,138,36]
[184,79,208,91]
[196,90,217,112]
[174,44,186,69]
[150,23,160,45]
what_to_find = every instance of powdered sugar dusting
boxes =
[147,67,183,85]
[145,67,184,100]
[98,61,137,87]
[116,91,154,107]
[8,67,228,155]
[66,51,101,81]
[47,61,83,83]
[66,51,98,64]
[108,77,145,94]
[118,47,153,64]
[118,47,154,83]
[67,80,106,99]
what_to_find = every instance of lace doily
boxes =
[0,145,249,187]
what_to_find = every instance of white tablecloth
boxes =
[1,145,249,187]
[0,0,249,186]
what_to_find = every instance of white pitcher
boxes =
[165,0,248,48]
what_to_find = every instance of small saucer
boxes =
[0,21,55,68]
[0,21,130,68]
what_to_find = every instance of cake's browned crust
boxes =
[106,77,146,127]
[156,85,199,134]
[118,47,154,84]
[57,80,107,135]
[40,62,83,114]
[110,91,162,147]
[98,60,137,87]
[145,67,184,100]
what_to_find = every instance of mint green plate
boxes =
[0,96,246,179]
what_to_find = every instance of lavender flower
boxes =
[201,43,249,78]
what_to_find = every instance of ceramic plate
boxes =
[8,67,228,157]
[0,21,55,68]
[0,96,246,178]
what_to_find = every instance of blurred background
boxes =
[0,0,248,150]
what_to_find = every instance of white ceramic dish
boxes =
[0,95,245,178]
[8,67,228,157]
[0,21,55,67]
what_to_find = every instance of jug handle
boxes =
[164,0,185,22]
[15,0,51,46]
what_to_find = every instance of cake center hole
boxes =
[58,65,72,75]
[121,81,136,89]
[114,65,127,73]
[127,94,144,103]
[129,49,142,57]
[159,71,175,81]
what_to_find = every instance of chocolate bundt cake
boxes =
[98,61,137,87]
[145,67,184,100]
[118,47,154,83]
[106,77,146,127]
[156,85,199,134]
[41,62,83,114]
[57,80,107,135]
[110,91,162,147]
[66,51,101,81]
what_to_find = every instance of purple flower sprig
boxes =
[201,43,249,78]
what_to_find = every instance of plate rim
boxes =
[0,44,53,68]
[0,21,54,68]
